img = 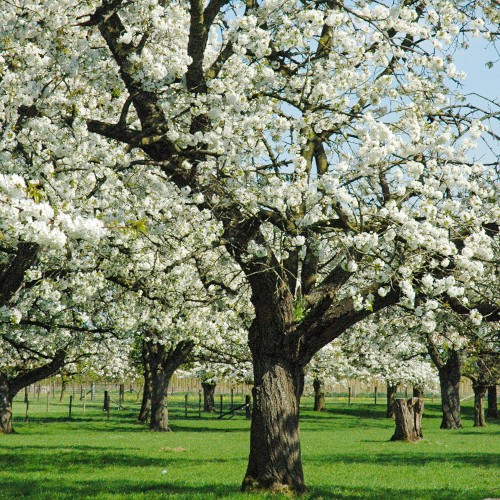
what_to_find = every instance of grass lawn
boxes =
[0,394,498,499]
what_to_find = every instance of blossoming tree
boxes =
[2,0,499,491]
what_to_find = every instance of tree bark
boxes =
[242,355,305,494]
[487,385,498,419]
[0,351,66,433]
[386,384,397,418]
[473,383,487,427]
[138,342,152,423]
[313,378,326,412]
[59,378,67,402]
[438,350,462,429]
[201,381,216,413]
[390,398,424,441]
[0,376,14,434]
[146,339,194,432]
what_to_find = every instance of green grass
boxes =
[1,395,499,499]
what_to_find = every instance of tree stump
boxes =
[390,398,424,442]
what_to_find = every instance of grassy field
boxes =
[1,394,499,499]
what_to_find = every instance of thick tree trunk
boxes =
[390,398,424,441]
[473,383,487,427]
[146,339,194,432]
[149,369,170,432]
[438,350,462,429]
[242,355,305,493]
[201,381,216,412]
[487,385,498,419]
[0,377,14,434]
[313,378,326,412]
[386,384,397,418]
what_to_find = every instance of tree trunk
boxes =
[146,339,194,432]
[242,355,305,494]
[59,378,67,402]
[413,385,424,398]
[149,368,170,432]
[473,383,487,427]
[438,350,462,429]
[0,376,14,434]
[313,378,326,412]
[386,384,397,418]
[201,381,216,412]
[138,344,152,423]
[487,385,498,419]
[390,398,424,441]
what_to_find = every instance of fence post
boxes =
[198,390,202,418]
[91,382,95,401]
[245,395,251,419]
[219,395,223,417]
[184,394,188,418]
[374,386,378,405]
[103,390,109,411]
[69,395,73,419]
[348,387,351,405]
[231,388,234,410]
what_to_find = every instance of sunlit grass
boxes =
[1,394,498,499]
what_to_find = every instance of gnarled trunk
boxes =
[201,381,216,413]
[473,383,487,427]
[391,398,424,441]
[242,355,305,494]
[149,367,170,432]
[386,384,397,418]
[313,378,325,412]
[438,350,462,429]
[146,339,194,432]
[0,377,14,434]
[487,385,498,419]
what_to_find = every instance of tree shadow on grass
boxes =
[1,477,497,499]
[0,444,245,472]
[306,451,499,468]
[0,478,251,500]
[306,484,497,500]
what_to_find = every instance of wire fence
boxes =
[11,377,486,425]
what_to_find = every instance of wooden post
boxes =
[37,385,41,401]
[374,386,378,405]
[231,388,234,410]
[69,395,73,419]
[91,382,95,401]
[103,390,109,411]
[348,387,351,405]
[245,395,251,419]
[184,394,188,418]
[198,390,202,417]
[219,394,223,417]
